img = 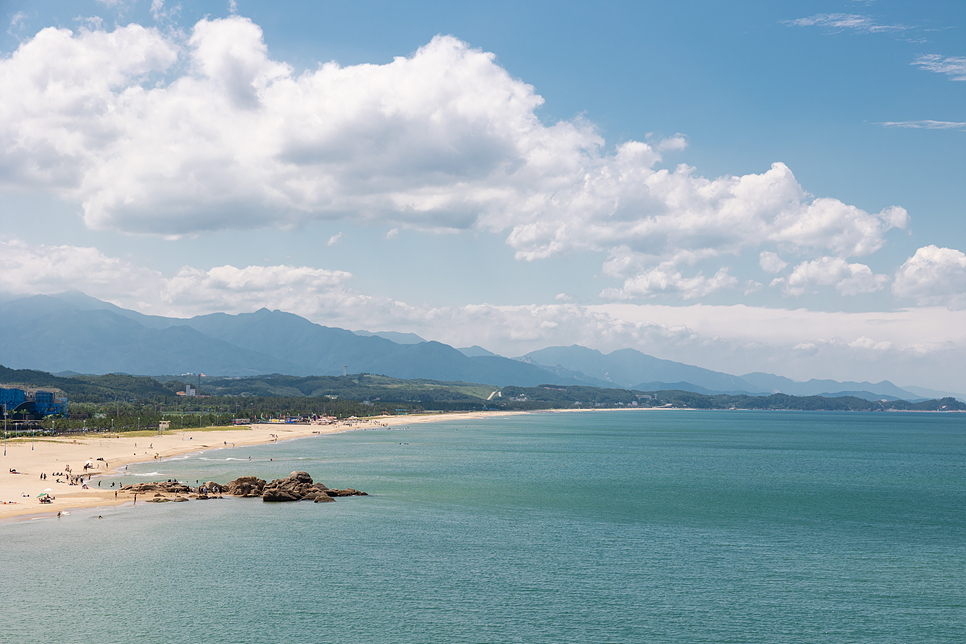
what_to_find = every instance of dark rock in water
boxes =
[263,488,301,502]
[325,488,368,497]
[121,481,192,495]
[289,471,313,484]
[262,471,317,502]
[172,496,188,502]
[260,471,362,503]
[225,476,266,497]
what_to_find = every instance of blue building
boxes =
[0,387,26,413]
[33,390,66,416]
[0,388,66,417]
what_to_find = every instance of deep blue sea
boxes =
[3,410,964,643]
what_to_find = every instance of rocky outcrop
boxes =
[325,488,368,497]
[225,476,266,497]
[262,471,328,503]
[121,481,192,495]
[122,472,364,505]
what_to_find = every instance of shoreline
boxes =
[5,404,943,522]
[0,410,526,521]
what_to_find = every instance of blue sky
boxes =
[1,0,964,390]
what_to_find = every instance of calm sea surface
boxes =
[3,410,964,643]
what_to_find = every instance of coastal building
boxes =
[0,387,67,417]
[1,387,27,413]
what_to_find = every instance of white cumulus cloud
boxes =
[0,236,161,303]
[159,263,355,317]
[0,16,911,302]
[783,257,888,297]
[759,251,787,274]
[0,236,358,319]
[601,264,737,300]
[893,245,966,309]
[848,336,893,351]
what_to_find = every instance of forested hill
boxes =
[1,366,963,413]
[0,365,186,401]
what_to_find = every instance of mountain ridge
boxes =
[0,292,957,400]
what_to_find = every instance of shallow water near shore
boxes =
[3,410,964,643]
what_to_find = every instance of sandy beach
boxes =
[0,410,523,520]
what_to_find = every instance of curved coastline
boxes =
[0,410,524,521]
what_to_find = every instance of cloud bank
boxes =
[4,236,966,391]
[0,16,912,300]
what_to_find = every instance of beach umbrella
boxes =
[44,488,52,492]
[37,492,48,497]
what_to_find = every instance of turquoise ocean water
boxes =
[2,410,964,643]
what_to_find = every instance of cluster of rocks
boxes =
[120,472,366,504]
[232,471,367,503]
[122,481,193,495]
[120,481,192,502]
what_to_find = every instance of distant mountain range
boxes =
[0,292,958,401]
[520,345,936,401]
